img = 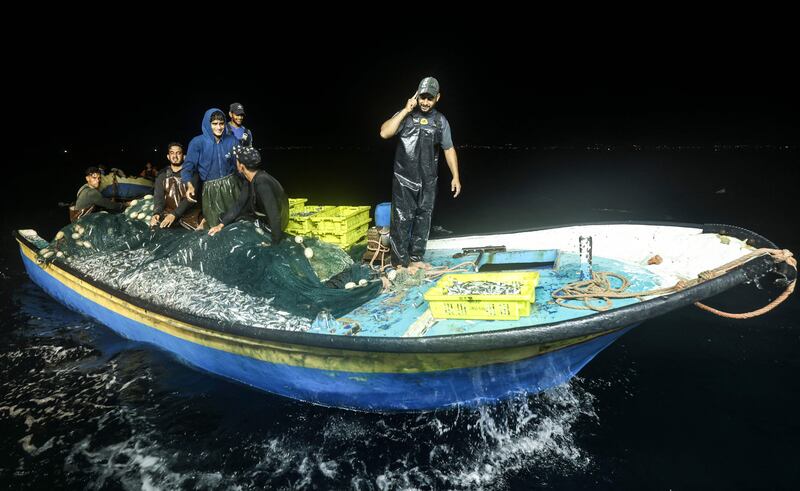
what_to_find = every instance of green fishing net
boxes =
[38,196,380,319]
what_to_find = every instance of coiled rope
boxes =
[552,248,796,318]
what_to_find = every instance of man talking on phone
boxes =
[379,76,461,270]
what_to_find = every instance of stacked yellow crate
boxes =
[310,206,371,248]
[286,200,371,248]
[287,204,332,236]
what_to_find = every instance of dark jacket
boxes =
[75,184,125,211]
[221,170,289,243]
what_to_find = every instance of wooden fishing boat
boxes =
[14,222,795,412]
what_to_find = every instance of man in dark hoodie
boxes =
[208,144,289,244]
[150,142,204,230]
[183,108,240,227]
[379,76,462,269]
[72,166,128,222]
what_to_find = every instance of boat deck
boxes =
[313,249,664,337]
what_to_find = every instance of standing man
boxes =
[150,142,204,230]
[228,102,253,144]
[183,108,240,227]
[379,76,461,269]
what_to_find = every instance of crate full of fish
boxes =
[423,272,540,320]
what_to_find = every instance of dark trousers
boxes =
[389,177,437,267]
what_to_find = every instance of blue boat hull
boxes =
[99,175,154,199]
[20,246,632,412]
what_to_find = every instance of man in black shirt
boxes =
[208,145,289,243]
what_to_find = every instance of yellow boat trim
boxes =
[18,239,612,373]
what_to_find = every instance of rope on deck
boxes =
[552,248,796,318]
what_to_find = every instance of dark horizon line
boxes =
[49,142,800,153]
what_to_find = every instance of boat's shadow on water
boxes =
[3,281,606,490]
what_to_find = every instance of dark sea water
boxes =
[1,148,798,490]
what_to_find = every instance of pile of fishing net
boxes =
[38,196,380,322]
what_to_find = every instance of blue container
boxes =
[375,202,391,227]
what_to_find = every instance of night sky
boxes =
[7,28,798,221]
[23,34,799,159]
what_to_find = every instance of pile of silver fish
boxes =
[446,280,522,296]
[69,249,310,331]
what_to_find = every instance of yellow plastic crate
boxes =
[316,218,371,248]
[288,198,308,212]
[287,205,332,235]
[311,206,371,235]
[423,272,540,320]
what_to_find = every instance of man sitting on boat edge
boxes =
[208,144,289,243]
[71,166,129,222]
[150,142,205,230]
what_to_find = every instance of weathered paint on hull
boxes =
[19,244,632,411]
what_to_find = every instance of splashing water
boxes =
[0,250,604,490]
[1,299,598,490]
[5,228,602,489]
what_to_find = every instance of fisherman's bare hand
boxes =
[208,224,224,236]
[160,214,176,228]
[404,91,419,113]
[451,178,462,198]
[186,182,196,201]
[149,214,160,227]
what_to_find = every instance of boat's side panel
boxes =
[20,247,632,411]
[100,176,154,199]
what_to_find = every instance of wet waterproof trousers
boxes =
[202,174,241,227]
[389,176,437,267]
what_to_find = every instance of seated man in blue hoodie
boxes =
[183,108,240,227]
[208,145,289,244]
